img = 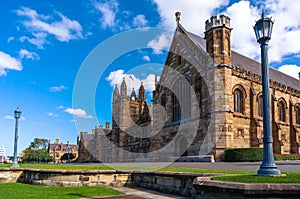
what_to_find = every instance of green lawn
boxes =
[159,167,255,175]
[212,172,300,183]
[0,183,123,199]
[20,163,113,170]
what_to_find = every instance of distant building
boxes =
[48,139,78,164]
[0,145,6,162]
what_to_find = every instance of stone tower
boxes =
[139,82,145,101]
[205,15,232,66]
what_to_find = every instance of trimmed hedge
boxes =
[224,148,263,162]
[274,154,300,161]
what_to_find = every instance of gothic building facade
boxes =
[78,13,300,162]
[78,79,152,162]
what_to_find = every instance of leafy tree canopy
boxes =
[22,138,52,163]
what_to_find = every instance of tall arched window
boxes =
[173,93,180,121]
[258,95,263,117]
[278,100,286,122]
[234,88,244,113]
[295,105,300,124]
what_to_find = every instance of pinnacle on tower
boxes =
[120,77,127,96]
[113,84,119,101]
[139,81,145,100]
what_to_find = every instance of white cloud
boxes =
[152,0,228,34]
[152,0,300,65]
[16,7,83,48]
[224,1,260,59]
[64,108,93,118]
[105,69,160,95]
[7,37,14,42]
[49,85,67,92]
[133,14,148,27]
[92,0,119,29]
[4,115,14,120]
[20,33,47,49]
[19,49,40,60]
[143,55,150,62]
[0,51,22,76]
[56,105,65,109]
[47,112,59,117]
[147,32,172,54]
[278,64,300,80]
[4,115,25,120]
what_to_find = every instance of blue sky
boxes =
[1,0,300,156]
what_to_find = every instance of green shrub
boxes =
[224,148,263,162]
[274,154,300,161]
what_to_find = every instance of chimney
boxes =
[106,122,110,129]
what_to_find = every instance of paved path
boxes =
[87,187,190,199]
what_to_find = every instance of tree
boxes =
[22,138,52,163]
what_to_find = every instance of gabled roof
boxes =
[49,143,78,150]
[179,25,300,91]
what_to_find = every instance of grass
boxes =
[159,167,255,175]
[0,183,123,199]
[212,172,300,183]
[2,163,300,183]
[20,163,113,170]
[0,163,257,174]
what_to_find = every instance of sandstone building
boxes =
[78,13,300,162]
[48,139,78,163]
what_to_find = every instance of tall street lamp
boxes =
[12,107,21,167]
[67,141,70,164]
[254,11,280,176]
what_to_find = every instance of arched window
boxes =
[233,88,244,113]
[258,95,263,117]
[173,93,180,121]
[278,100,286,122]
[295,105,300,124]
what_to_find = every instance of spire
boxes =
[139,81,145,100]
[120,77,127,96]
[113,84,119,101]
[131,88,136,100]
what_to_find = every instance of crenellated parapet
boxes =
[205,14,231,32]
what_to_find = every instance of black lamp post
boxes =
[67,141,70,164]
[254,11,280,176]
[12,107,21,167]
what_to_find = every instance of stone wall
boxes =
[0,168,206,197]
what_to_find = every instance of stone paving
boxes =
[88,187,190,199]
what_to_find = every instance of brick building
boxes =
[78,13,300,162]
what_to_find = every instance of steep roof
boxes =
[182,27,300,91]
[49,143,78,150]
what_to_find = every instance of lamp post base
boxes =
[257,167,281,176]
[11,162,19,167]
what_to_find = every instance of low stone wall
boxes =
[0,168,209,197]
[193,176,300,198]
[1,168,300,198]
[0,168,23,183]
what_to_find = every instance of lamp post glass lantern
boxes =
[12,107,21,167]
[254,11,280,176]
